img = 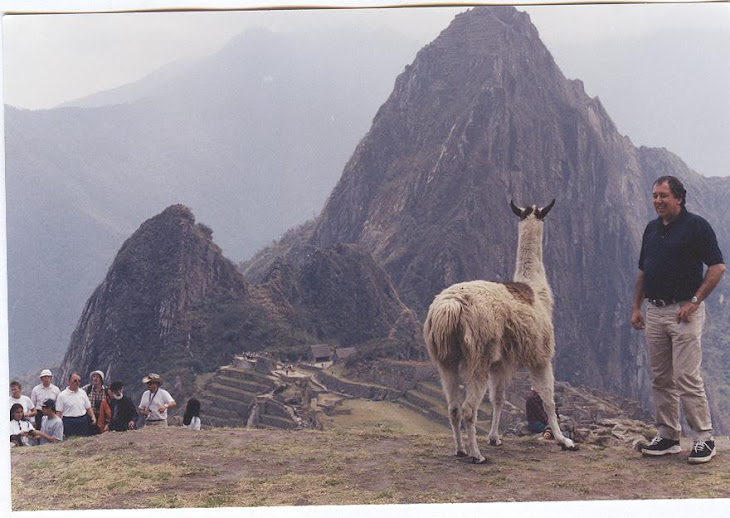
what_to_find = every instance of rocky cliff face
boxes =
[59,206,422,394]
[57,205,250,386]
[258,244,424,360]
[244,6,730,431]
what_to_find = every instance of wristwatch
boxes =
[691,296,700,305]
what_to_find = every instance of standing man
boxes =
[30,369,61,430]
[82,370,107,435]
[631,176,726,464]
[56,372,96,437]
[107,381,138,432]
[138,373,176,427]
[10,381,36,420]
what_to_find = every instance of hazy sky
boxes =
[2,2,728,178]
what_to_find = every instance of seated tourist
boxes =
[34,399,64,445]
[10,403,35,447]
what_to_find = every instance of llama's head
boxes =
[511,199,555,271]
[510,199,555,221]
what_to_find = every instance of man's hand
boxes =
[677,302,699,323]
[631,309,645,330]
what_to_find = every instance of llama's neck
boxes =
[513,219,547,286]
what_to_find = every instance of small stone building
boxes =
[332,347,357,364]
[308,344,334,363]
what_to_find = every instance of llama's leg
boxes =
[462,375,489,463]
[438,365,466,457]
[530,363,577,451]
[487,371,506,446]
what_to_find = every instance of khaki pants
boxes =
[645,301,713,441]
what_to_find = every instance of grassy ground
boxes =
[321,399,448,435]
[10,421,730,511]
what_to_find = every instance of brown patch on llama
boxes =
[501,282,534,305]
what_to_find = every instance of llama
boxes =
[423,199,576,464]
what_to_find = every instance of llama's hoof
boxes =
[561,442,579,451]
[488,438,502,446]
[455,450,468,458]
[470,456,489,464]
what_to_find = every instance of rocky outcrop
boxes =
[58,205,252,388]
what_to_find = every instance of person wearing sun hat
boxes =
[138,373,176,427]
[30,369,61,430]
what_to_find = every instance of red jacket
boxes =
[98,397,112,433]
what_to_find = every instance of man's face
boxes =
[92,374,102,386]
[652,182,682,221]
[70,375,81,390]
[10,384,21,398]
[147,382,160,391]
[43,405,54,416]
[40,375,52,387]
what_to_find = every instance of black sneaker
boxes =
[642,436,681,456]
[688,440,716,464]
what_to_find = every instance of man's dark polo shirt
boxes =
[639,207,724,301]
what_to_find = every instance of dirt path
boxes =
[10,427,730,511]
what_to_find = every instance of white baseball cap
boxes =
[40,369,53,378]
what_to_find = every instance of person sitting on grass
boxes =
[34,399,64,445]
[10,403,35,447]
[183,398,201,430]
[525,388,553,440]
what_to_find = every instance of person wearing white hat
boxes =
[30,369,60,430]
[138,373,176,427]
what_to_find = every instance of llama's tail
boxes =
[424,296,472,367]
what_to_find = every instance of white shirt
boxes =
[56,387,91,417]
[9,395,35,417]
[30,383,61,408]
[185,416,201,430]
[10,419,35,446]
[139,388,175,420]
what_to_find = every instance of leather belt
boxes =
[647,298,679,308]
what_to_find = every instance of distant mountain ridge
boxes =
[5,25,423,377]
[57,57,199,109]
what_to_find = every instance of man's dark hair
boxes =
[110,381,124,392]
[654,175,687,207]
[10,380,20,388]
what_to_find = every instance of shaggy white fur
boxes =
[424,200,576,464]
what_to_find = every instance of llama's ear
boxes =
[535,199,556,220]
[510,200,532,219]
